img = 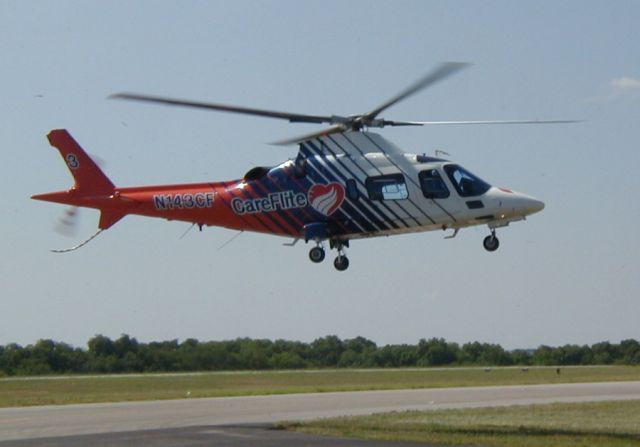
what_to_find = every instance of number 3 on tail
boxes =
[65,154,79,169]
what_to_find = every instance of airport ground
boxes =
[1,365,638,407]
[283,399,640,447]
[1,366,639,446]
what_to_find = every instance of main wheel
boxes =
[309,246,325,263]
[483,235,500,252]
[334,255,349,271]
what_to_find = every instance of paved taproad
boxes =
[0,424,432,447]
[1,381,639,445]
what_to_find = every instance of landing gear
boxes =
[331,240,349,271]
[308,246,325,263]
[334,255,349,271]
[483,231,500,252]
[306,237,350,270]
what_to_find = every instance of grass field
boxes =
[281,400,640,447]
[0,365,638,407]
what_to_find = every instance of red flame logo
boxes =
[308,183,345,216]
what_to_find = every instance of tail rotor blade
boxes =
[54,206,79,237]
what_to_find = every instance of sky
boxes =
[1,1,639,350]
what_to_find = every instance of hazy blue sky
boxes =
[2,1,638,349]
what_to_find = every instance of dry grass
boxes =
[282,400,640,447]
[0,365,638,408]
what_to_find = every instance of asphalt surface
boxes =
[0,424,428,447]
[1,381,639,446]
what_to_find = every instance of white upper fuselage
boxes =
[297,131,544,240]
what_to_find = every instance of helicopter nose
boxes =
[492,188,544,218]
[516,194,544,216]
[527,198,545,214]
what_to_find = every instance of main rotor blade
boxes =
[270,124,347,146]
[392,119,582,126]
[363,62,470,122]
[110,93,335,124]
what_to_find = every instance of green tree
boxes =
[0,344,27,375]
[269,351,306,369]
[417,338,458,366]
[310,336,344,367]
[592,341,618,364]
[532,345,559,365]
[87,335,115,358]
[619,339,640,364]
[510,349,533,365]
[555,345,592,365]
[235,338,270,369]
[374,344,416,367]
[113,334,139,359]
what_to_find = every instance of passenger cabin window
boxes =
[443,164,491,197]
[366,174,408,200]
[419,169,450,199]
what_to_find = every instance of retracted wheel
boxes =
[334,255,349,271]
[309,246,325,263]
[483,235,500,252]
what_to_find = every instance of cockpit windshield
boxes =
[443,164,491,197]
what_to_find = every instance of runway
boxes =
[1,381,639,445]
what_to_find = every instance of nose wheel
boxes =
[483,231,500,252]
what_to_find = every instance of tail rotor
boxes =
[53,206,79,237]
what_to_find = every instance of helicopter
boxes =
[33,62,574,271]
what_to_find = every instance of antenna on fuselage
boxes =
[217,230,244,250]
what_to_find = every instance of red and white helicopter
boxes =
[33,63,574,270]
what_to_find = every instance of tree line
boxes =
[0,335,639,376]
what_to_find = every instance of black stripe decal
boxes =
[324,136,417,227]
[234,182,293,235]
[251,172,307,233]
[302,143,394,232]
[282,163,364,235]
[356,133,438,225]
[209,181,260,232]
[300,146,379,233]
[307,144,401,232]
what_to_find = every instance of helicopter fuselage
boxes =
[33,129,544,268]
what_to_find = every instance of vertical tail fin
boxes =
[47,129,115,196]
[33,129,127,230]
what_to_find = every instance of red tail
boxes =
[47,129,115,196]
[32,129,127,229]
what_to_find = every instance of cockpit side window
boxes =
[443,164,491,197]
[419,169,450,199]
